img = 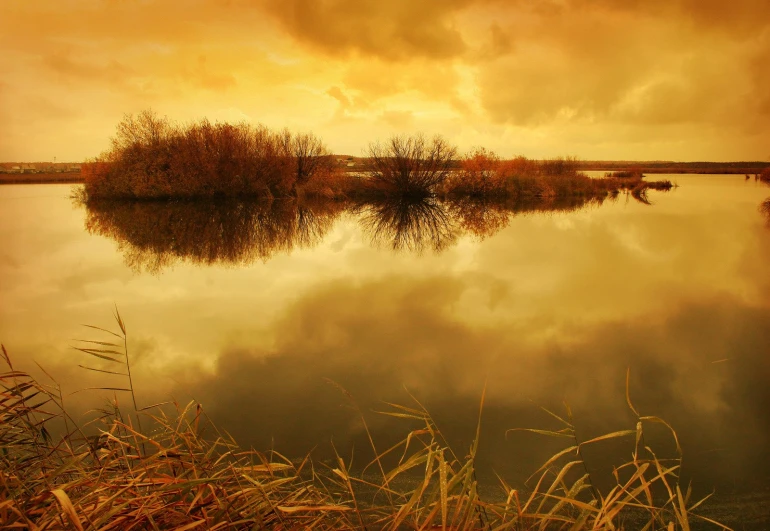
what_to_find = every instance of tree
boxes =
[292,132,331,185]
[367,134,457,196]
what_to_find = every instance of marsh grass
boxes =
[1,316,730,530]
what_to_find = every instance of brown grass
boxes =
[0,316,732,530]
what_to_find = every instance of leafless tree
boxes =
[367,134,457,196]
[111,110,174,154]
[293,132,331,185]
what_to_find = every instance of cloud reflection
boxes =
[172,274,770,494]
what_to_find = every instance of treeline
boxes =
[578,160,770,175]
[82,111,672,201]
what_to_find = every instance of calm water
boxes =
[2,177,770,510]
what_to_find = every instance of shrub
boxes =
[81,111,336,200]
[445,148,507,197]
[367,134,458,197]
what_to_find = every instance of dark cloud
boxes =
[569,0,770,34]
[173,275,770,493]
[474,3,769,136]
[260,0,470,60]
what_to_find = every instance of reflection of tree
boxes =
[82,199,344,273]
[357,197,457,253]
[446,195,610,240]
[445,199,511,239]
[761,198,770,226]
[80,190,637,270]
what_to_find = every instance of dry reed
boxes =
[0,313,732,530]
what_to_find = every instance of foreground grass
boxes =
[1,316,729,530]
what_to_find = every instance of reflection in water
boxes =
[356,196,457,252]
[82,192,632,269]
[172,277,770,496]
[82,199,345,272]
[761,198,770,225]
[447,194,610,238]
[3,177,770,525]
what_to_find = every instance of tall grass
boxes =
[1,316,731,530]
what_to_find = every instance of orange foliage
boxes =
[446,148,506,196]
[82,111,340,200]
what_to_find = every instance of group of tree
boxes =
[81,111,671,202]
[82,111,336,200]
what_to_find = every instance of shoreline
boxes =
[0,172,83,184]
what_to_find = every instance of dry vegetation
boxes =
[74,115,676,268]
[81,111,342,200]
[442,150,671,204]
[1,314,731,530]
[80,112,673,204]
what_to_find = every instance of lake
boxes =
[1,175,769,524]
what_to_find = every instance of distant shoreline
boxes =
[0,172,84,184]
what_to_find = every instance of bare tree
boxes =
[367,134,458,196]
[111,110,174,154]
[293,132,330,185]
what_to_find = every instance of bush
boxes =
[367,134,457,197]
[444,148,507,197]
[82,111,338,200]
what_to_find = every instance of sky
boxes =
[1,0,769,162]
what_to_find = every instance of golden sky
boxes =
[1,0,769,162]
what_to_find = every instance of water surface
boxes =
[1,177,769,513]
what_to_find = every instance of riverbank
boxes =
[0,172,83,184]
